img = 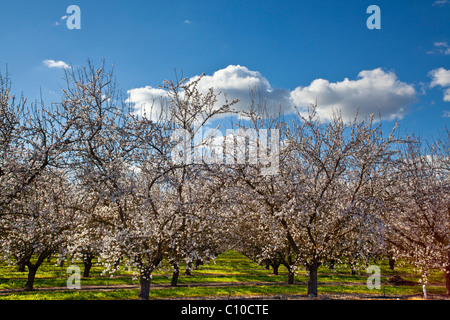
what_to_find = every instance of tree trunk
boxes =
[171,263,180,286]
[329,259,335,270]
[287,267,295,284]
[138,271,152,300]
[17,261,26,272]
[24,252,49,291]
[24,265,38,291]
[194,259,203,270]
[272,263,280,275]
[389,258,395,271]
[185,262,192,276]
[446,264,450,296]
[307,262,319,297]
[83,256,93,278]
[350,261,356,275]
[113,257,121,270]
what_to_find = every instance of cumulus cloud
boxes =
[430,67,450,87]
[127,65,416,122]
[290,68,416,121]
[43,59,71,69]
[126,86,168,120]
[189,65,292,114]
[429,67,450,101]
[127,65,292,120]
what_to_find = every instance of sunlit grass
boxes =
[2,284,446,300]
[0,250,446,300]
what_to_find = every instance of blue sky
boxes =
[0,0,449,139]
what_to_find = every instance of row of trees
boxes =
[0,62,449,299]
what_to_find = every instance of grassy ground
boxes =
[0,251,447,300]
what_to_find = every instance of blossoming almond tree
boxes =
[66,189,111,278]
[62,63,238,299]
[0,168,75,291]
[211,102,303,283]
[390,132,450,295]
[1,71,78,288]
[59,62,171,299]
[0,71,75,221]
[128,75,237,295]
[274,107,398,296]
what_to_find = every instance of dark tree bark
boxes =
[271,263,280,276]
[350,261,357,275]
[389,258,395,271]
[194,259,203,270]
[329,259,335,270]
[113,257,122,270]
[171,263,180,286]
[24,252,49,291]
[185,262,192,276]
[138,270,152,300]
[307,261,319,297]
[446,264,450,296]
[83,255,93,278]
[17,260,27,272]
[287,267,295,284]
[24,265,38,291]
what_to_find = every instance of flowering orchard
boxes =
[0,63,449,299]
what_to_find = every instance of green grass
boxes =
[0,250,447,300]
[2,284,446,301]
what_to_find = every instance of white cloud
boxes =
[433,0,450,6]
[429,68,450,102]
[126,86,168,120]
[190,65,292,114]
[184,19,192,24]
[444,88,450,102]
[430,67,450,87]
[427,42,450,55]
[290,68,416,121]
[127,65,292,120]
[54,15,68,27]
[127,66,416,122]
[43,59,71,69]
[434,42,448,47]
